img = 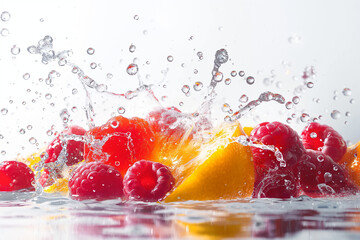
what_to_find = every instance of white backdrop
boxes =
[0,0,359,159]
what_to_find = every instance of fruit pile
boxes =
[1,107,359,201]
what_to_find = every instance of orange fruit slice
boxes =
[43,178,69,195]
[163,121,254,202]
[339,142,360,186]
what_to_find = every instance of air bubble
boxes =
[342,88,351,96]
[167,55,174,62]
[214,72,223,82]
[231,71,237,77]
[126,63,138,75]
[45,93,52,100]
[285,102,293,110]
[0,28,9,37]
[19,129,26,134]
[1,108,8,115]
[134,15,139,20]
[117,107,125,114]
[182,85,190,94]
[87,48,95,55]
[239,94,248,103]
[246,76,255,85]
[324,172,332,182]
[72,88,78,95]
[286,118,292,124]
[23,73,30,80]
[193,82,203,91]
[239,71,245,77]
[46,130,53,136]
[11,45,20,55]
[90,62,97,69]
[106,73,113,79]
[224,78,231,85]
[306,82,314,88]
[129,44,136,53]
[1,11,11,21]
[292,96,300,104]
[29,137,37,145]
[300,113,310,122]
[331,110,341,120]
[222,103,231,113]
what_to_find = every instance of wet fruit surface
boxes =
[84,116,155,176]
[0,161,35,192]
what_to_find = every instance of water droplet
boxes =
[292,96,300,104]
[239,94,248,103]
[317,155,324,162]
[46,130,53,136]
[342,88,351,96]
[129,44,136,53]
[193,69,198,74]
[214,71,223,82]
[58,58,67,66]
[333,96,338,101]
[182,85,190,94]
[134,15,139,20]
[324,172,332,182]
[306,82,314,88]
[310,132,317,138]
[214,49,228,64]
[239,71,245,77]
[110,120,119,128]
[246,76,255,85]
[167,55,174,62]
[40,18,44,22]
[0,28,9,37]
[60,109,70,123]
[90,62,97,69]
[300,113,310,123]
[288,35,302,44]
[231,71,237,77]
[193,82,203,91]
[331,110,341,120]
[19,129,26,134]
[1,108,8,115]
[179,102,184,106]
[224,78,231,85]
[1,151,5,156]
[350,98,355,104]
[117,107,125,114]
[222,103,231,113]
[23,73,30,80]
[72,88,78,95]
[1,11,11,21]
[283,101,293,110]
[11,45,20,55]
[71,106,78,112]
[29,137,37,145]
[45,93,52,100]
[87,48,95,55]
[286,117,292,124]
[143,30,148,35]
[333,166,339,171]
[345,111,351,117]
[106,73,113,79]
[197,51,203,60]
[126,63,138,75]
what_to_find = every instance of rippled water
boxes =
[1,194,360,239]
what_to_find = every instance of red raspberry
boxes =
[253,169,300,198]
[250,122,305,168]
[69,162,124,201]
[84,116,155,177]
[123,160,174,202]
[297,150,358,197]
[46,125,86,167]
[301,122,346,162]
[0,161,35,192]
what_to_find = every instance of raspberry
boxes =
[253,169,299,198]
[301,122,346,162]
[0,161,35,192]
[123,160,174,202]
[250,122,305,168]
[297,150,358,197]
[69,162,124,201]
[46,125,86,167]
[84,116,155,177]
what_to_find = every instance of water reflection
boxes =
[1,196,360,239]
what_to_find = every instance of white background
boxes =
[0,0,360,159]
